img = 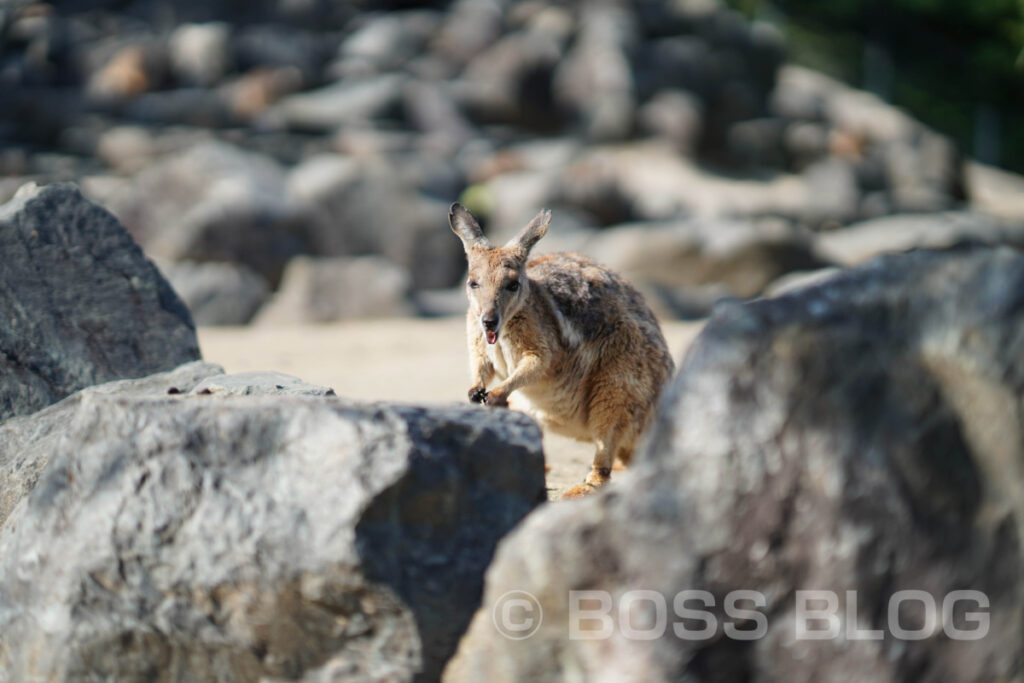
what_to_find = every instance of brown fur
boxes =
[449,204,675,498]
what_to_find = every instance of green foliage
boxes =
[727,0,1024,170]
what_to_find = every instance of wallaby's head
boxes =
[449,203,550,345]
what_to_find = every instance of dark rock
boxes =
[448,246,1024,682]
[0,373,545,682]
[0,182,199,423]
[158,259,270,326]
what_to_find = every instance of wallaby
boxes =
[449,203,675,498]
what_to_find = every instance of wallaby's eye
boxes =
[507,281,520,292]
[468,279,479,289]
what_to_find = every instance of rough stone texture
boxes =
[0,182,200,423]
[189,371,335,397]
[0,361,222,530]
[448,246,1024,682]
[0,369,545,682]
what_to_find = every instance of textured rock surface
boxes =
[0,360,222,529]
[0,367,545,682]
[448,246,1024,682]
[0,182,200,423]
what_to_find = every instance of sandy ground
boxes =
[198,317,705,499]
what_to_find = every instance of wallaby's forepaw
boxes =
[561,468,611,500]
[468,386,488,404]
[585,467,611,487]
[485,392,509,408]
[562,482,598,499]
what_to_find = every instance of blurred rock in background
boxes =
[0,0,1018,325]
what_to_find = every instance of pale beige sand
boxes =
[198,318,705,499]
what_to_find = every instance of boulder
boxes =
[159,260,270,326]
[814,211,1024,267]
[583,218,827,300]
[0,367,546,682]
[261,75,407,132]
[0,360,222,528]
[254,255,415,325]
[448,246,1024,682]
[109,141,317,285]
[287,156,464,289]
[0,182,199,423]
[169,22,234,87]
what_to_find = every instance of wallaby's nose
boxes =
[482,314,499,331]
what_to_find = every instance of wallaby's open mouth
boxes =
[486,330,498,345]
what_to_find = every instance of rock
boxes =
[638,89,703,156]
[87,42,166,99]
[189,371,335,397]
[448,246,1024,682]
[158,260,270,326]
[336,11,441,74]
[801,157,860,227]
[966,161,1024,221]
[95,125,157,174]
[454,30,565,132]
[287,156,464,289]
[0,182,199,422]
[762,265,843,296]
[222,66,305,120]
[553,5,637,141]
[169,22,233,87]
[0,371,545,681]
[583,217,827,299]
[430,0,504,67]
[262,75,406,132]
[110,141,317,285]
[814,211,1024,266]
[255,255,415,325]
[0,360,222,528]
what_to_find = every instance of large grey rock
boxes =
[0,360,222,529]
[287,156,464,290]
[0,182,200,423]
[110,141,317,285]
[448,247,1024,682]
[255,255,415,325]
[583,218,827,300]
[815,211,1024,266]
[159,260,270,326]
[0,370,545,682]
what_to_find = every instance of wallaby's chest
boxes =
[486,336,520,379]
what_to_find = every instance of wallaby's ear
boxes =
[505,208,551,258]
[449,203,490,251]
